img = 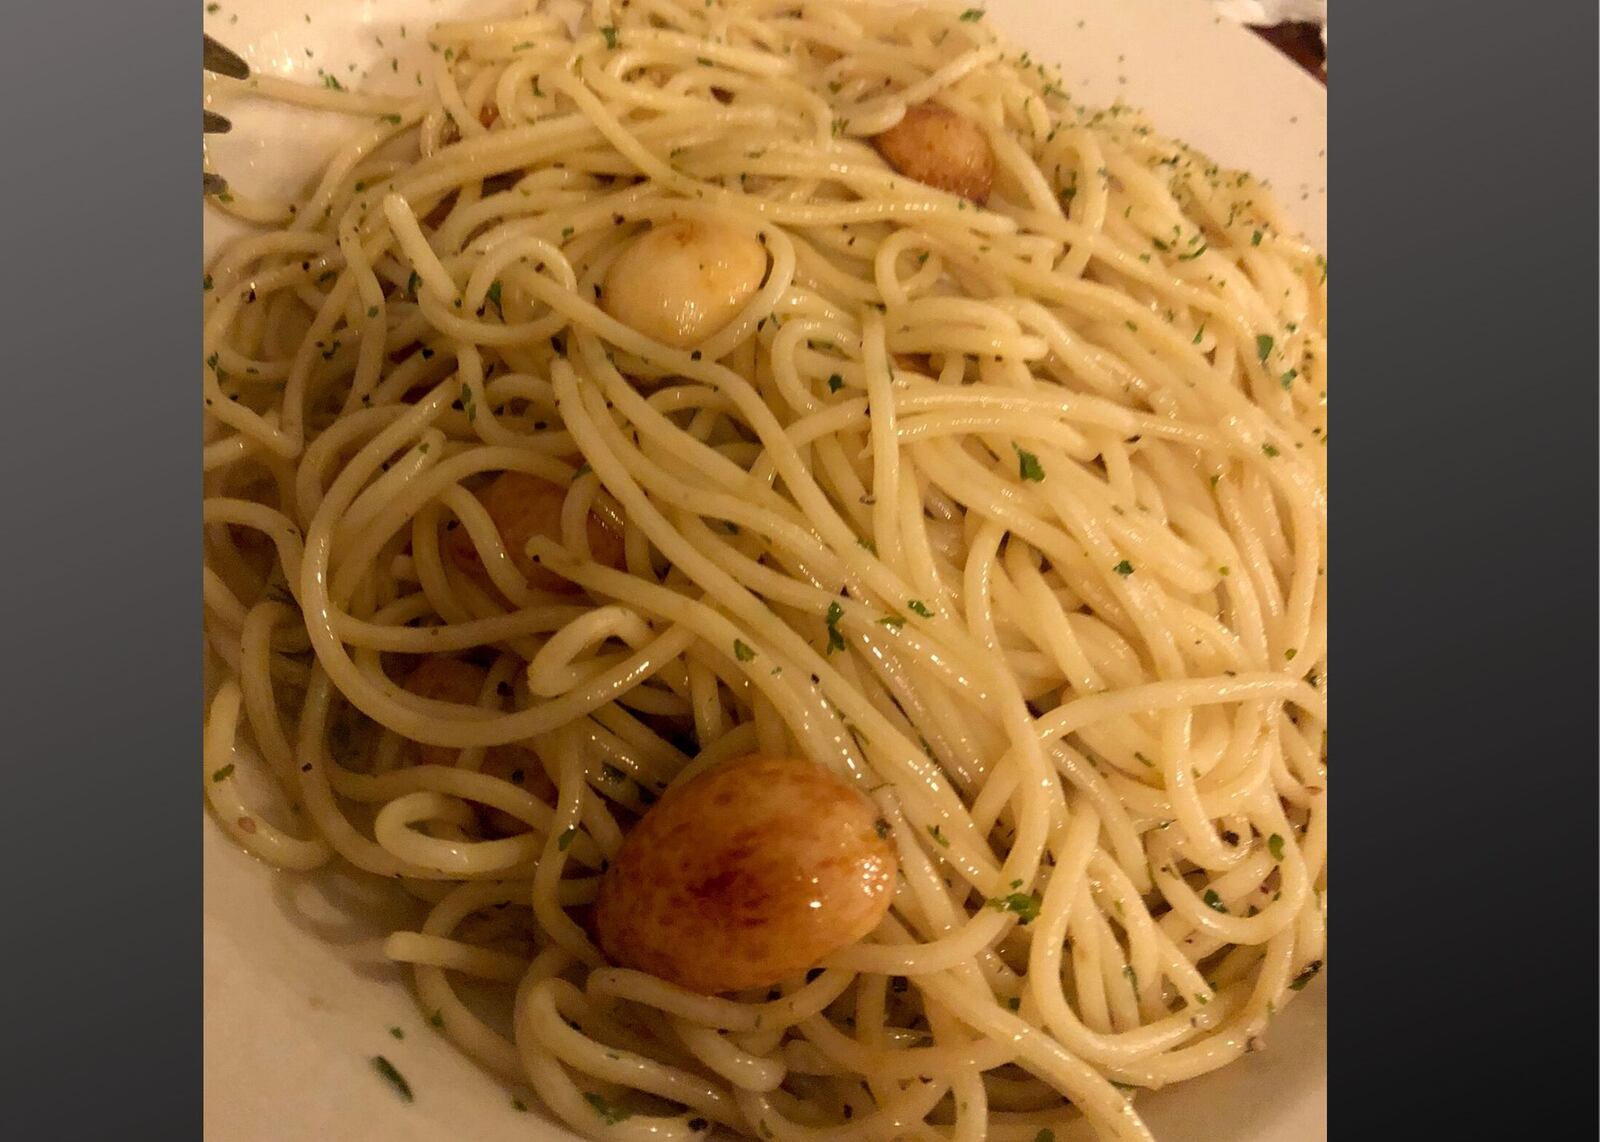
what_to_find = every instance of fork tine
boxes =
[204,172,230,197]
[204,110,232,134]
[204,35,250,80]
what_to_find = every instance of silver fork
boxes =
[204,35,250,196]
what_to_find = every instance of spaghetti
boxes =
[202,2,1328,1139]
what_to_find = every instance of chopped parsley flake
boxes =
[211,764,235,783]
[1113,559,1134,577]
[1268,833,1285,861]
[878,614,905,630]
[485,281,504,318]
[960,9,985,21]
[1013,444,1045,481]
[825,601,846,654]
[557,827,577,852]
[389,1027,404,1040]
[1251,230,1263,246]
[1202,889,1228,913]
[733,639,756,662]
[583,1092,634,1124]
[1280,368,1298,390]
[372,1056,413,1102]
[1261,442,1280,458]
[600,26,619,49]
[827,372,844,392]
[1289,960,1323,991]
[927,824,949,847]
[1255,333,1274,362]
[907,599,933,618]
[987,891,1042,925]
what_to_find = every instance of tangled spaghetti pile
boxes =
[202,2,1327,1138]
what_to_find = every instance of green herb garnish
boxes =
[1013,444,1045,482]
[987,891,1042,925]
[372,1056,413,1102]
[583,1092,634,1124]
[825,600,846,654]
[1288,960,1323,991]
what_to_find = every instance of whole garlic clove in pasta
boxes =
[594,754,898,994]
[399,658,490,768]
[443,470,624,594]
[600,218,768,350]
[871,101,994,204]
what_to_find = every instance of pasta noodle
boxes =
[202,2,1327,1139]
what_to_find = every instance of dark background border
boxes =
[0,0,200,1134]
[1335,0,1599,1135]
[0,0,1594,1137]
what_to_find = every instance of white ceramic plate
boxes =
[202,2,1326,1138]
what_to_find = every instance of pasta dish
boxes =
[202,2,1328,1138]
